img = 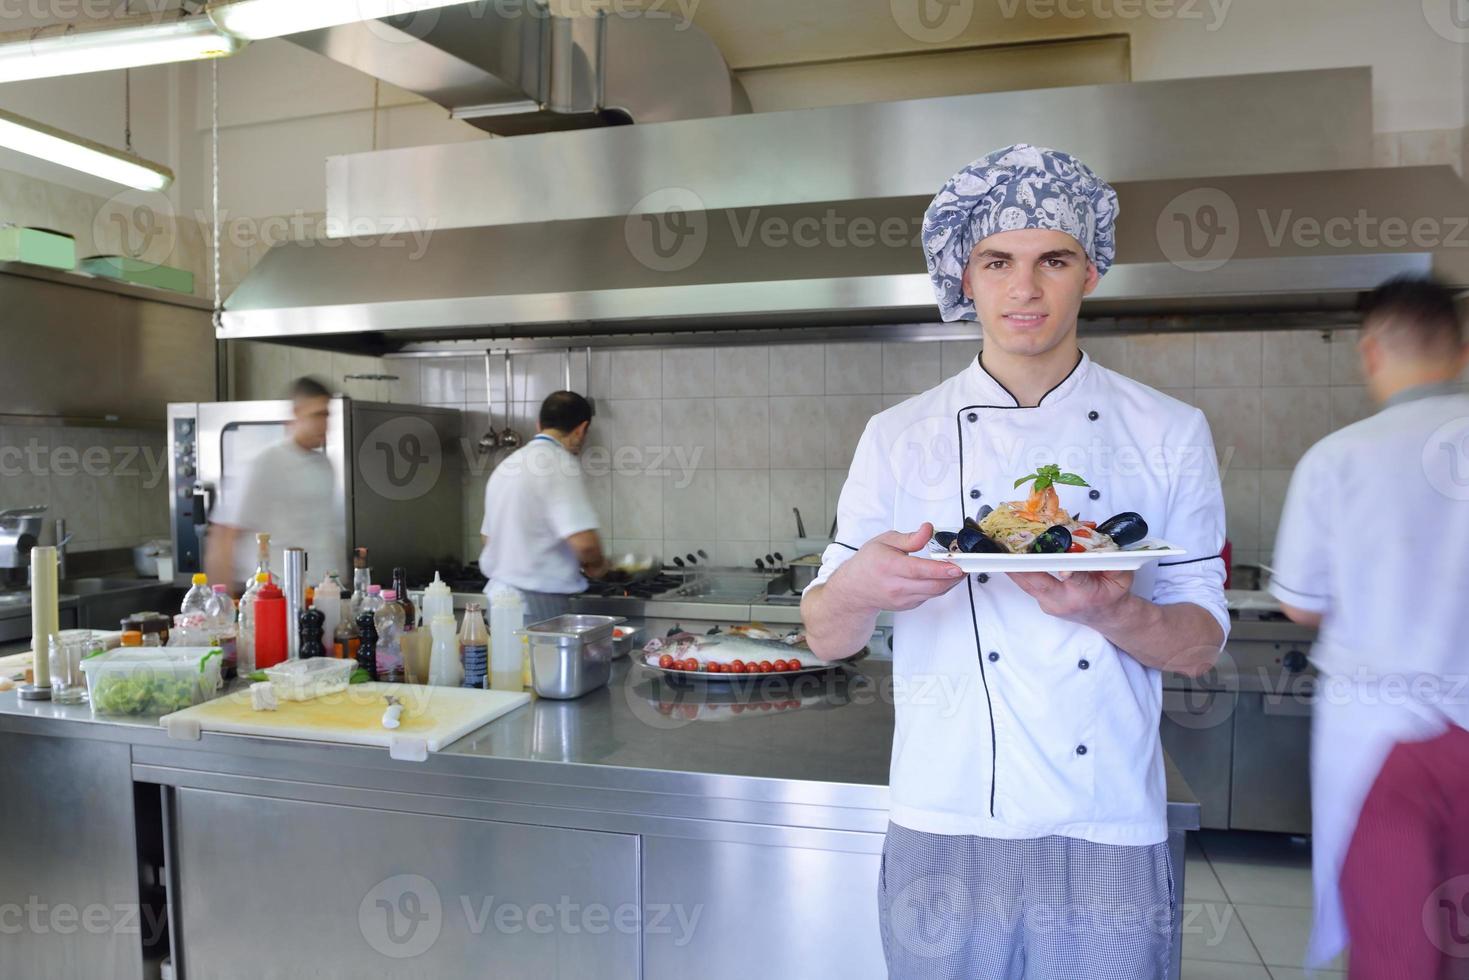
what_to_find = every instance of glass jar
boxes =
[48,630,93,705]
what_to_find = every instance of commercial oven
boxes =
[167,398,462,589]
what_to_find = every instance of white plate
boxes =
[921,537,1188,573]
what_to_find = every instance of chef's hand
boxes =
[1007,568,1135,625]
[830,523,966,613]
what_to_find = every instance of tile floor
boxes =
[1182,831,1347,979]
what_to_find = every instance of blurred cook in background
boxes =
[479,390,609,622]
[1272,275,1469,977]
[205,376,345,591]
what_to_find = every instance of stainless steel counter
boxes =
[1,659,1198,980]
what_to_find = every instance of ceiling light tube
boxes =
[208,0,472,41]
[0,107,173,191]
[0,14,244,84]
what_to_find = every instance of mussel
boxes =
[933,530,958,549]
[1097,512,1149,548]
[975,504,994,522]
[956,524,1005,553]
[1031,525,1073,554]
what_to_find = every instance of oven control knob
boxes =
[178,463,194,478]
[1282,650,1309,673]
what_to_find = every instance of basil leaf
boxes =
[1054,473,1091,487]
[1014,475,1035,489]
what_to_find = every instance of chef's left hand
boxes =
[1007,569,1134,626]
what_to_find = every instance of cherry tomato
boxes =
[659,654,675,669]
[758,660,774,673]
[710,662,725,673]
[1067,543,1086,553]
[1072,527,1092,538]
[730,659,745,673]
[1080,520,1098,529]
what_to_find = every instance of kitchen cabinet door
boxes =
[172,788,641,979]
[1229,692,1313,834]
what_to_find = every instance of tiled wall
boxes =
[0,423,171,554]
[231,330,1469,573]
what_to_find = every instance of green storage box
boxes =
[0,225,76,270]
[80,255,195,295]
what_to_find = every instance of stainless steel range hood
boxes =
[286,1,747,136]
[222,67,1469,348]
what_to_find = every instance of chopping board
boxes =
[159,682,531,761]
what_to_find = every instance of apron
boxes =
[1307,671,1447,968]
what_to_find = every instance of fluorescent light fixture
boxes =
[209,0,471,41]
[0,107,173,191]
[0,14,244,84]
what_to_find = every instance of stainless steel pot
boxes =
[788,555,822,592]
[517,614,625,699]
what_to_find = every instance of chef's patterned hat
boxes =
[921,143,1120,322]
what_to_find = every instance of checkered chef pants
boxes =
[878,822,1175,980]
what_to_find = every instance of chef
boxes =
[1271,275,1469,977]
[206,375,344,591]
[479,390,609,622]
[801,145,1229,978]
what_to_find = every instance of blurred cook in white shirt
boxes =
[205,376,344,591]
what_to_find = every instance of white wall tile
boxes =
[663,469,716,541]
[607,349,663,399]
[824,394,883,472]
[1080,335,1129,374]
[290,347,334,387]
[1128,334,1196,389]
[769,343,825,395]
[662,349,715,399]
[1259,468,1295,553]
[1330,386,1375,429]
[940,340,979,378]
[612,472,663,540]
[714,346,770,397]
[1261,387,1332,468]
[1195,332,1262,387]
[1262,331,1331,386]
[1221,468,1261,553]
[1328,330,1364,386]
[420,356,469,405]
[587,350,612,402]
[769,469,827,543]
[381,359,421,404]
[716,470,771,540]
[769,396,826,469]
[712,540,772,568]
[714,397,771,468]
[825,342,884,394]
[1193,387,1262,470]
[882,342,940,394]
[588,398,661,458]
[516,351,572,403]
[660,399,716,479]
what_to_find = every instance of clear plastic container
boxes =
[262,657,354,701]
[81,647,224,716]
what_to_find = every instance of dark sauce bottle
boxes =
[356,611,379,681]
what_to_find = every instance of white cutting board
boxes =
[159,682,530,761]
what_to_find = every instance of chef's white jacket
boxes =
[1270,383,1469,968]
[810,351,1229,847]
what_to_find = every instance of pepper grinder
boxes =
[298,607,326,659]
[356,611,379,681]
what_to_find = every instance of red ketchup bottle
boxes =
[253,582,288,669]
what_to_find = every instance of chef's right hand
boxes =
[829,523,965,612]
